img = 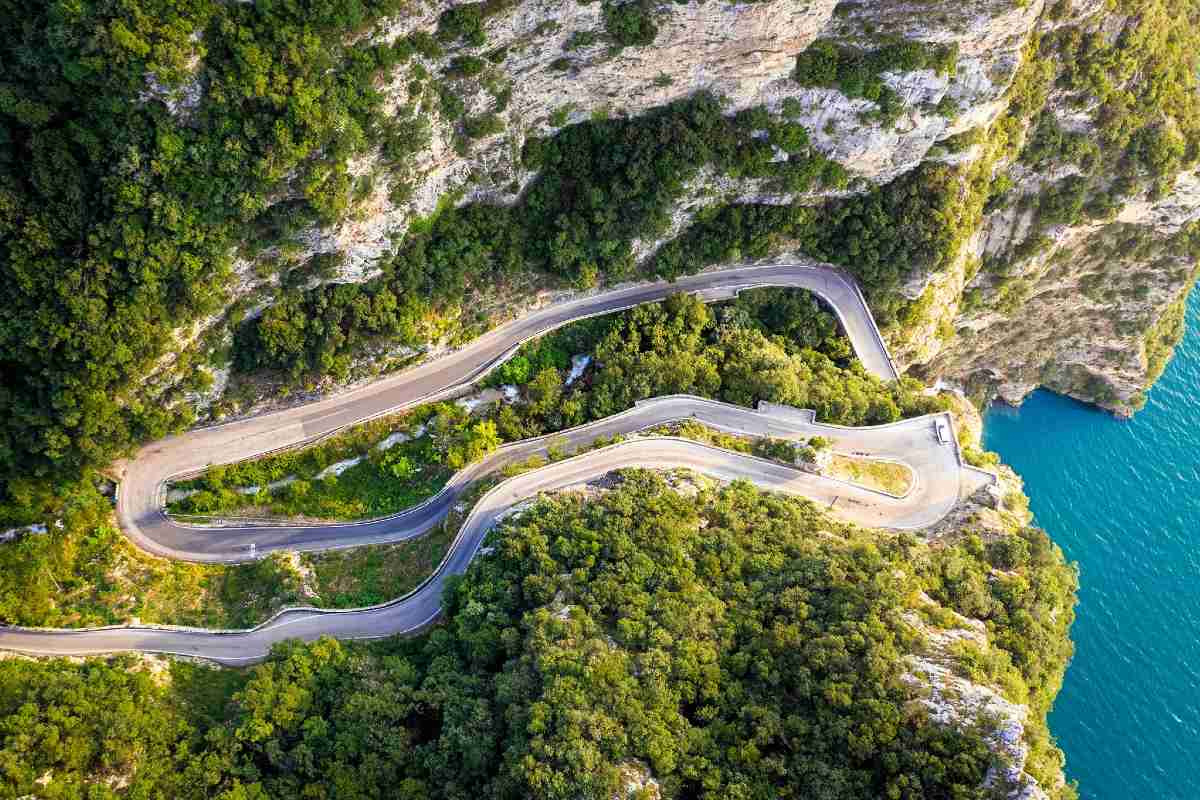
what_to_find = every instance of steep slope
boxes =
[212,0,1200,419]
[4,0,1197,486]
[0,471,1077,800]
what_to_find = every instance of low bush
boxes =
[602,0,658,48]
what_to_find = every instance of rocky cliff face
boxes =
[195,0,1200,420]
[923,181,1200,412]
[887,2,1200,413]
[904,599,1053,800]
[315,0,1044,279]
[117,5,1110,790]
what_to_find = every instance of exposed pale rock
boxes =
[613,760,661,800]
[140,72,204,119]
[316,458,362,479]
[904,591,1048,800]
[924,172,1200,411]
[456,387,505,413]
[906,657,1049,800]
[565,354,591,385]
[146,0,1196,432]
[292,0,1045,277]
[1118,169,1200,234]
[0,523,48,543]
[375,430,412,451]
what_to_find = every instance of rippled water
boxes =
[983,289,1200,799]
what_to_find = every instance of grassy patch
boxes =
[171,411,421,491]
[0,504,461,629]
[0,509,307,629]
[830,453,912,496]
[648,421,816,467]
[649,420,796,463]
[826,453,913,496]
[658,420,913,496]
[652,420,755,454]
[168,400,508,521]
[302,526,455,608]
[169,435,452,522]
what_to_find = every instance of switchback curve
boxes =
[0,264,990,663]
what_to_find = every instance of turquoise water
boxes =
[983,289,1200,799]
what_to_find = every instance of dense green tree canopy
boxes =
[423,472,1000,799]
[0,0,415,486]
[492,292,947,441]
[232,94,847,380]
[0,473,1077,800]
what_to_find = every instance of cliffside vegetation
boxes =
[0,473,456,628]
[5,0,1198,494]
[494,291,942,432]
[1045,0,1200,201]
[651,162,977,326]
[232,94,848,379]
[983,0,1200,279]
[793,37,959,125]
[0,473,1077,800]
[1143,279,1194,387]
[0,288,937,624]
[0,2,1175,794]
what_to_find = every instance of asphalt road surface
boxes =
[0,265,991,663]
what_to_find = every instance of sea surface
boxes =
[983,288,1200,800]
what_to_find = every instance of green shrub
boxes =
[446,54,486,77]
[436,3,487,45]
[0,0,425,485]
[407,30,444,59]
[794,37,958,124]
[1038,175,1089,227]
[794,39,841,86]
[437,85,467,119]
[564,29,601,50]
[602,0,658,48]
[1020,114,1100,171]
[462,112,505,139]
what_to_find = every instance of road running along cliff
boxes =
[116,264,897,561]
[0,264,993,663]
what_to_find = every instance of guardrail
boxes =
[829,265,901,381]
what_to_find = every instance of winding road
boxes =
[0,264,992,664]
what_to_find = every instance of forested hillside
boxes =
[0,289,947,625]
[0,473,1077,799]
[0,0,928,500]
[0,0,415,485]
